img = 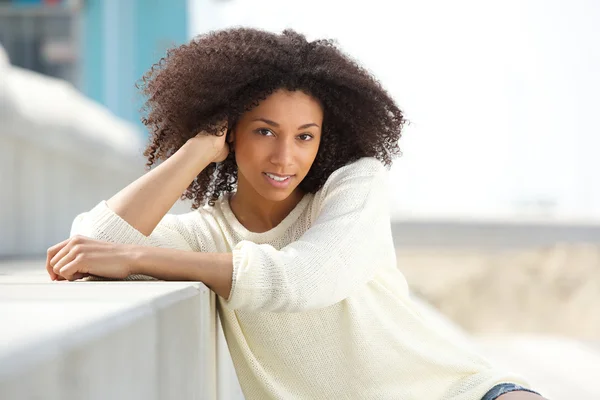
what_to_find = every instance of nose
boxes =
[269,136,294,169]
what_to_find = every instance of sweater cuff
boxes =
[72,200,149,246]
[223,240,249,308]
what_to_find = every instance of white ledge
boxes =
[0,261,224,400]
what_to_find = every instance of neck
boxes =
[229,178,304,233]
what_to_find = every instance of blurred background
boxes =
[1,0,599,393]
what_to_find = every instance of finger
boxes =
[46,238,70,280]
[53,251,76,276]
[47,267,57,281]
[48,238,71,256]
[50,239,76,268]
[59,257,88,281]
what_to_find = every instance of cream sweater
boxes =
[70,157,533,400]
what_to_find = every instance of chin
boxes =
[255,178,300,201]
[259,188,295,202]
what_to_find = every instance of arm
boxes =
[69,133,227,251]
[224,157,397,313]
[46,234,233,291]
[52,132,231,283]
[106,134,223,236]
[129,246,233,299]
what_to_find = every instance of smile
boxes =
[263,172,294,188]
[264,172,292,181]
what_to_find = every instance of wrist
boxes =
[123,244,146,276]
[183,135,221,163]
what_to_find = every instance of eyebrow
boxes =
[251,117,320,130]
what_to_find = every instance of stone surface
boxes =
[0,260,221,400]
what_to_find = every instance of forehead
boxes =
[244,89,323,121]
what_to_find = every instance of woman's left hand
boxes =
[46,235,136,281]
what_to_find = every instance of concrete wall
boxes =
[0,263,244,400]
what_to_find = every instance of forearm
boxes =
[129,245,233,299]
[107,138,215,236]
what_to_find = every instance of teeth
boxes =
[265,173,290,182]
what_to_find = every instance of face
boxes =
[229,89,323,202]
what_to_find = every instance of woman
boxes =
[46,28,546,400]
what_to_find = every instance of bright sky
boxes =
[189,0,600,221]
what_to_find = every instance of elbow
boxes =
[68,212,110,242]
[67,206,150,246]
[69,213,91,238]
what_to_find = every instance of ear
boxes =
[227,128,235,144]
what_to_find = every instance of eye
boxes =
[298,134,314,141]
[256,128,274,136]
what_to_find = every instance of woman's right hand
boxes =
[188,123,230,163]
[209,132,230,163]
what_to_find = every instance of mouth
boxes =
[264,172,294,179]
[263,172,295,188]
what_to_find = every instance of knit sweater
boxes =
[70,157,533,400]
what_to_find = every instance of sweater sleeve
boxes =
[70,200,204,252]
[224,157,397,313]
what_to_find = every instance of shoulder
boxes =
[320,157,388,193]
[309,157,389,217]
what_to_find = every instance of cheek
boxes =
[233,139,262,168]
[299,145,319,174]
[306,140,321,160]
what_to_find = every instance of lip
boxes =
[263,172,294,189]
[264,172,294,178]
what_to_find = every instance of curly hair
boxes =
[138,27,405,208]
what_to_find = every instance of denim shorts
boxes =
[481,382,543,400]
